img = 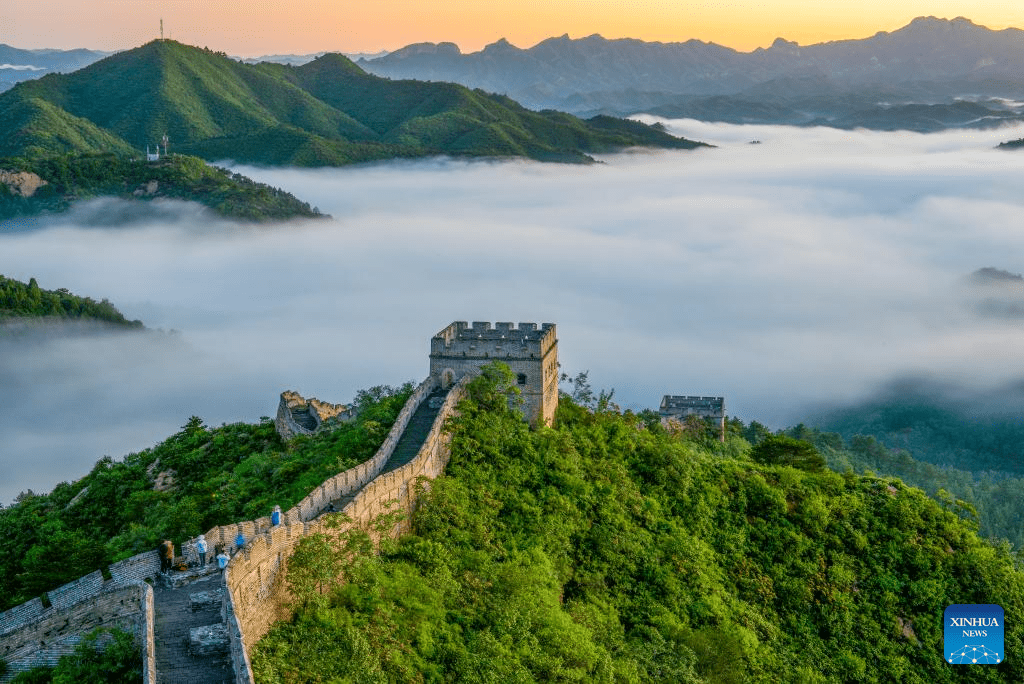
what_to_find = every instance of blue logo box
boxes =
[944,604,1004,665]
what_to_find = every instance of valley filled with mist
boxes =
[2,120,1023,504]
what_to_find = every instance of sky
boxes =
[2,2,1024,55]
[2,121,1024,504]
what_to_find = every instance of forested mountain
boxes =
[0,274,142,328]
[0,44,108,93]
[3,366,1021,682]
[0,153,322,222]
[806,379,1024,552]
[0,40,704,166]
[253,368,1023,683]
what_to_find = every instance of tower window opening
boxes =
[517,373,527,385]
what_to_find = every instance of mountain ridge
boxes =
[0,40,705,167]
[360,16,1024,131]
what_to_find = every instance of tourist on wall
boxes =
[235,530,245,553]
[216,547,229,572]
[271,505,281,526]
[159,540,174,573]
[196,534,208,565]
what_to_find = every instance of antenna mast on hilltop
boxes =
[160,19,164,41]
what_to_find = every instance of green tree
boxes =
[749,435,826,472]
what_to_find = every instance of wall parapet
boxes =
[224,375,470,683]
[0,582,152,683]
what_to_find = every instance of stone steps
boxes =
[152,572,232,684]
[381,387,449,475]
[322,388,450,515]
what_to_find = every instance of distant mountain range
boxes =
[240,51,389,66]
[360,16,1024,131]
[10,17,1024,134]
[0,44,108,92]
[0,40,703,167]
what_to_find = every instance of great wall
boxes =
[0,321,556,684]
[0,320,727,683]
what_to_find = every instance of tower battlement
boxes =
[659,395,726,441]
[430,321,556,357]
[429,321,558,426]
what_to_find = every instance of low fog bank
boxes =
[3,122,1024,502]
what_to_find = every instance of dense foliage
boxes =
[0,274,142,327]
[10,628,141,684]
[783,425,1024,554]
[0,383,413,611]
[0,40,706,168]
[0,152,322,222]
[808,391,1024,551]
[252,366,1024,683]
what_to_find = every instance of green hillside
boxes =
[2,363,1020,682]
[252,367,1024,683]
[0,273,142,327]
[0,152,322,222]
[0,384,413,609]
[0,95,136,158]
[0,40,706,166]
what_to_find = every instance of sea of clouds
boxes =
[2,120,1024,503]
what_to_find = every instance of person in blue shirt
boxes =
[216,546,229,572]
[235,531,245,552]
[271,505,281,526]
[196,534,208,566]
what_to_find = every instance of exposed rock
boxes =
[132,180,160,197]
[0,170,48,197]
[65,486,89,509]
[897,616,919,645]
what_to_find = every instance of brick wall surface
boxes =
[0,584,149,683]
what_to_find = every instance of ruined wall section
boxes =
[0,582,155,684]
[274,390,356,441]
[659,395,726,441]
[224,376,470,684]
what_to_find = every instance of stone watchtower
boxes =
[659,395,726,442]
[430,321,558,427]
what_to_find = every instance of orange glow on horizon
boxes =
[2,2,1023,56]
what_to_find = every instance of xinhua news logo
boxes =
[944,604,1004,665]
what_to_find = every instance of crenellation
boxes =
[0,584,150,684]
[47,570,105,611]
[430,321,558,426]
[659,395,727,442]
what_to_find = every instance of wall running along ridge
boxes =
[223,375,469,684]
[0,374,468,684]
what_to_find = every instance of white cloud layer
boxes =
[3,121,1024,503]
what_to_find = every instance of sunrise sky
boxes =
[3,1,1023,56]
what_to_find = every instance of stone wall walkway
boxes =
[322,387,451,514]
[153,569,232,684]
[382,387,451,475]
